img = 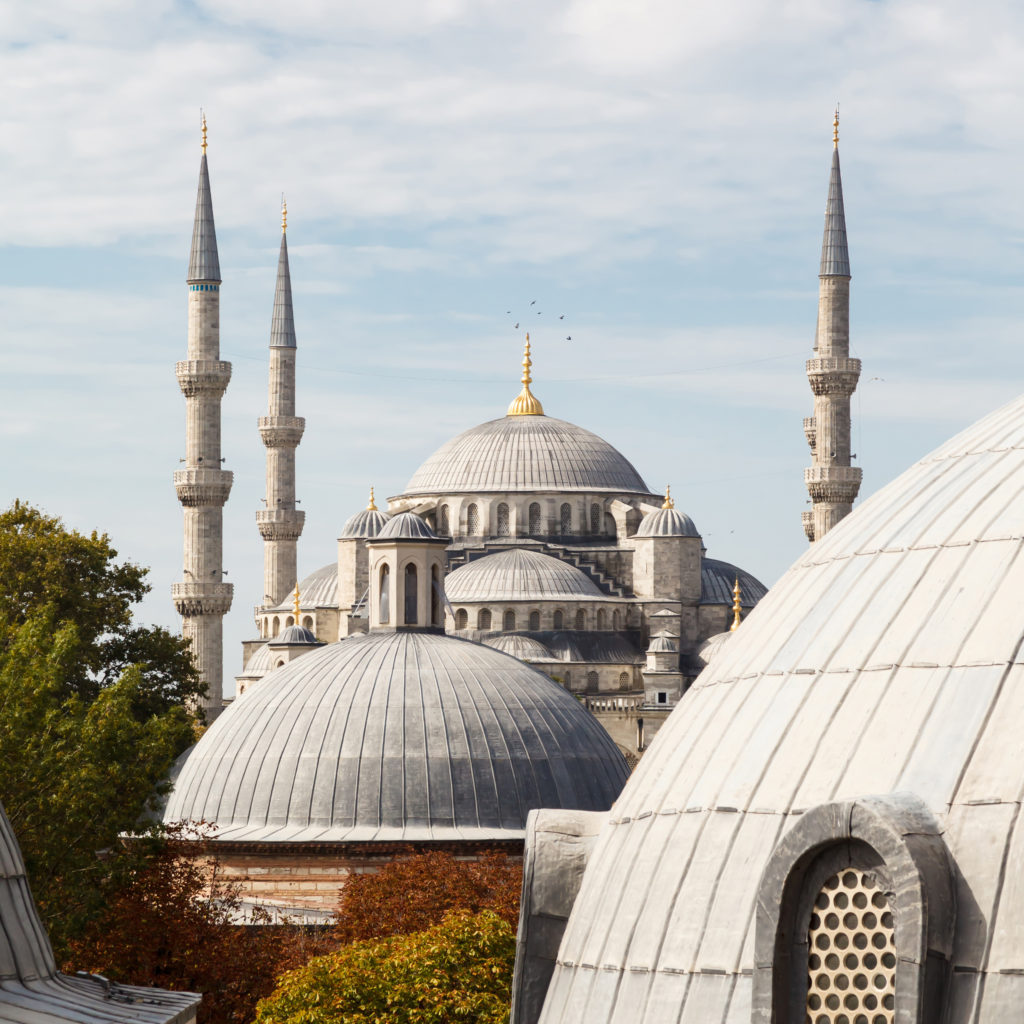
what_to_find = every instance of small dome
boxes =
[375,511,438,540]
[647,631,678,653]
[484,634,554,661]
[271,563,338,610]
[164,631,628,842]
[243,643,274,676]
[273,624,318,645]
[340,507,391,538]
[547,632,584,662]
[446,548,605,602]
[699,558,767,606]
[635,506,700,537]
[695,630,732,668]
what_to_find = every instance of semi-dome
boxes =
[399,415,652,496]
[446,548,606,603]
[635,506,699,537]
[165,630,628,842]
[538,391,1024,1023]
[375,511,438,540]
[484,633,554,661]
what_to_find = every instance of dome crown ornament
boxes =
[662,485,674,509]
[292,582,301,621]
[507,334,545,416]
[367,486,377,511]
[730,576,743,632]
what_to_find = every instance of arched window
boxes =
[597,608,607,630]
[564,670,572,690]
[553,610,564,630]
[560,502,572,535]
[497,503,510,537]
[467,503,479,535]
[586,670,599,690]
[286,616,294,627]
[590,503,601,534]
[431,564,441,626]
[528,502,541,534]
[478,608,492,630]
[438,504,450,535]
[575,609,586,630]
[302,615,313,630]
[404,564,418,625]
[455,608,468,630]
[618,671,629,688]
[529,610,540,630]
[503,609,516,631]
[379,564,390,623]
[612,609,622,630]
[275,659,286,669]
[272,616,280,635]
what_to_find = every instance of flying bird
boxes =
[566,335,571,341]
[559,314,564,319]
[514,322,519,328]
[530,300,536,305]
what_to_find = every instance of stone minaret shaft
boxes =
[803,117,861,543]
[173,127,233,713]
[257,205,305,606]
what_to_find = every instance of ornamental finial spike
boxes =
[367,486,377,511]
[662,485,674,510]
[833,105,839,148]
[201,110,208,154]
[282,195,287,234]
[730,576,743,632]
[507,334,545,416]
[293,582,301,622]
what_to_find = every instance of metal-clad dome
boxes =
[273,625,317,645]
[647,631,678,653]
[165,630,628,842]
[446,548,605,602]
[695,629,731,668]
[635,506,700,537]
[272,563,338,610]
[374,511,438,540]
[699,557,767,606]
[546,633,584,662]
[340,506,391,538]
[539,391,1024,1024]
[483,634,554,660]
[400,415,653,496]
[243,642,273,675]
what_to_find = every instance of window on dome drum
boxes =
[478,608,492,630]
[272,616,280,635]
[497,503,510,536]
[587,670,599,690]
[503,609,516,630]
[302,616,313,630]
[404,564,418,625]
[467,503,480,535]
[455,608,468,630]
[590,503,601,534]
[618,671,629,688]
[438,504,450,535]
[553,610,564,630]
[597,608,607,630]
[528,502,541,535]
[431,565,442,626]
[575,609,586,630]
[529,610,541,630]
[613,609,622,630]
[379,564,390,624]
[286,616,294,627]
[560,502,572,535]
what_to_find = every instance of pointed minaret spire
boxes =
[257,198,305,607]
[174,118,233,717]
[803,109,862,543]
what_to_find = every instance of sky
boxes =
[5,0,1024,696]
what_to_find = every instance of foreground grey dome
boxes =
[375,511,438,540]
[635,506,699,537]
[401,415,653,496]
[446,548,606,602]
[166,630,628,842]
[340,506,391,538]
[539,392,1024,1023]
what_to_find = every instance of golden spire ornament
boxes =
[293,583,301,622]
[201,111,208,154]
[281,195,287,234]
[662,485,674,510]
[507,334,545,416]
[730,577,743,632]
[367,486,377,511]
[833,105,839,148]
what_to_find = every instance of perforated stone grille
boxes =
[806,869,895,1024]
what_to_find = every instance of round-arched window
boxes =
[431,564,442,626]
[404,563,418,625]
[272,616,280,635]
[560,502,572,535]
[503,609,516,631]
[529,610,541,630]
[575,609,586,630]
[379,564,390,624]
[455,608,468,630]
[528,502,541,535]
[438,504,450,535]
[587,670,599,690]
[618,671,629,688]
[553,610,564,630]
[597,608,607,630]
[590,503,601,534]
[302,615,313,630]
[497,503,510,537]
[467,503,480,535]
[478,608,492,630]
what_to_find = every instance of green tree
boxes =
[255,910,515,1024]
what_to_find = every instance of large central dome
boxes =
[401,415,652,496]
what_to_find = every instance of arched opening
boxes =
[379,564,390,624]
[503,609,516,631]
[529,610,541,630]
[438,504,450,535]
[597,608,607,630]
[302,615,313,630]
[455,608,468,630]
[590,503,601,535]
[466,503,480,535]
[618,671,629,688]
[553,610,564,630]
[404,563,418,625]
[560,502,572,535]
[528,502,541,535]
[431,564,442,626]
[272,616,280,635]
[586,670,599,690]
[478,608,492,630]
[612,609,621,630]
[575,609,586,630]
[497,503,510,537]
[286,616,294,627]
[275,659,285,669]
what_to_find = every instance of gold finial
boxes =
[507,334,545,416]
[730,576,742,632]
[662,485,674,510]
[833,105,839,148]
[201,111,208,154]
[367,486,377,511]
[293,583,301,621]
[281,195,287,234]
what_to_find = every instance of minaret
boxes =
[803,110,862,542]
[256,199,305,606]
[173,115,233,715]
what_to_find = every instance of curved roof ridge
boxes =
[446,547,606,602]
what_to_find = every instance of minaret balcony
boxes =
[257,508,306,541]
[806,356,861,396]
[258,415,305,449]
[803,416,817,453]
[804,464,862,504]
[174,468,233,507]
[176,360,232,397]
[172,581,234,617]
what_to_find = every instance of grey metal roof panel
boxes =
[271,562,338,610]
[446,549,605,602]
[819,146,850,277]
[374,511,438,540]
[340,507,391,538]
[187,153,220,284]
[537,389,1024,1024]
[635,507,700,537]
[164,630,628,842]
[399,415,653,496]
[269,233,295,348]
[698,558,766,606]
[484,634,554,660]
